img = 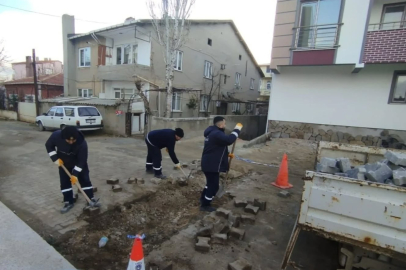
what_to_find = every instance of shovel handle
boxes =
[225,140,237,181]
[60,164,92,204]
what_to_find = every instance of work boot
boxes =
[88,198,101,208]
[200,205,217,212]
[154,174,167,179]
[146,169,154,174]
[61,203,74,214]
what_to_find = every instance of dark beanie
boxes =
[175,128,184,138]
[62,126,79,140]
[213,116,225,125]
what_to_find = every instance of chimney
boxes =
[44,58,49,61]
[36,57,39,62]
[62,14,76,97]
[26,56,33,77]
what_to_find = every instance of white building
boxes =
[268,0,406,148]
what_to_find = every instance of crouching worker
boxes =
[200,117,243,212]
[145,128,184,178]
[45,126,101,214]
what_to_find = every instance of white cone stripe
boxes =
[74,166,82,172]
[82,186,93,190]
[61,188,72,193]
[127,258,145,270]
[205,196,213,201]
[153,167,162,170]
[48,151,57,156]
[231,132,238,138]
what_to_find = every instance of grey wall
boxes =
[223,115,267,140]
[150,116,213,139]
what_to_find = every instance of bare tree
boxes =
[147,0,196,117]
[201,70,220,117]
[0,40,10,70]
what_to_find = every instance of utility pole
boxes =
[32,49,39,116]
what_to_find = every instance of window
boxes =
[79,47,91,67]
[232,103,241,112]
[25,95,35,103]
[200,95,210,112]
[116,44,138,65]
[250,78,255,90]
[224,75,227,84]
[389,72,406,103]
[78,107,100,116]
[116,47,122,64]
[266,80,271,90]
[246,103,254,113]
[266,66,271,73]
[64,107,75,117]
[208,38,212,46]
[204,61,213,79]
[174,50,183,71]
[297,0,342,48]
[235,73,241,88]
[123,45,131,64]
[123,88,135,99]
[132,45,138,64]
[47,108,56,116]
[381,4,406,30]
[78,89,93,98]
[221,64,226,70]
[114,88,121,99]
[45,68,53,75]
[172,92,182,111]
[239,55,242,60]
[55,108,64,117]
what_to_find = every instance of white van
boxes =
[36,106,103,131]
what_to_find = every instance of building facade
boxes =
[62,15,263,126]
[268,0,406,148]
[12,57,63,80]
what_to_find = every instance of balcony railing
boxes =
[368,21,406,31]
[293,23,342,50]
[260,89,270,96]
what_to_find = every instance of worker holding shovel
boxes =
[200,117,242,212]
[45,126,101,214]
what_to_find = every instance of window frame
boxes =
[172,92,182,112]
[47,107,56,116]
[55,107,64,117]
[64,107,75,117]
[200,94,210,112]
[174,50,183,71]
[115,44,138,65]
[388,71,406,104]
[78,89,93,98]
[79,47,91,67]
[380,3,406,30]
[266,80,272,90]
[232,102,241,112]
[250,78,255,90]
[114,88,122,99]
[204,60,213,79]
[235,72,241,88]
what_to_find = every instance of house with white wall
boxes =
[268,0,406,148]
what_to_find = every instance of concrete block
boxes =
[346,168,359,179]
[228,259,252,270]
[334,173,349,177]
[337,158,352,173]
[228,213,241,228]
[106,178,119,185]
[83,207,100,216]
[112,185,122,192]
[212,234,227,244]
[241,215,255,224]
[385,151,406,166]
[215,222,231,234]
[195,237,210,252]
[393,169,406,186]
[320,157,337,168]
[365,163,381,172]
[196,225,213,238]
[281,133,289,138]
[234,199,248,208]
[254,199,266,211]
[244,204,259,215]
[229,228,245,240]
[137,178,145,184]
[317,163,340,174]
[365,163,393,183]
[127,178,137,184]
[92,187,98,193]
[271,132,281,138]
[216,208,231,219]
[246,198,255,205]
[278,191,291,198]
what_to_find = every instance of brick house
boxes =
[4,73,64,102]
[267,0,406,147]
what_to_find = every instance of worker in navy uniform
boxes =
[200,117,243,212]
[45,126,100,213]
[145,128,184,178]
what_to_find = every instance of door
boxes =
[217,102,227,115]
[42,107,56,127]
[54,107,64,128]
[131,113,141,134]
[63,107,76,127]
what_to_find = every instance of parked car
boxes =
[36,106,103,131]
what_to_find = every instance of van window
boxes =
[64,107,75,117]
[78,107,100,117]
[47,108,56,116]
[55,108,64,117]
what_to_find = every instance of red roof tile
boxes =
[4,73,64,86]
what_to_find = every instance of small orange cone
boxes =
[127,236,145,270]
[272,153,293,189]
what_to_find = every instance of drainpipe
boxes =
[158,90,161,117]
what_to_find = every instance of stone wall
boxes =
[268,120,406,149]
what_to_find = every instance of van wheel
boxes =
[38,122,45,131]
[60,124,66,130]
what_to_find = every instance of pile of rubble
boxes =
[317,151,406,186]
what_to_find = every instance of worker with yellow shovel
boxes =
[200,117,242,212]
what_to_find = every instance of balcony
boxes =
[260,89,270,96]
[364,21,406,64]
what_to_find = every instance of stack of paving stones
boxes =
[106,178,122,192]
[316,152,406,187]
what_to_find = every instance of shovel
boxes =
[216,140,237,198]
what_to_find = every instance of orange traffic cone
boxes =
[127,236,145,270]
[272,153,293,189]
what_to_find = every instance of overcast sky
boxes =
[0,0,276,66]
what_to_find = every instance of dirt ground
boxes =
[0,120,339,270]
